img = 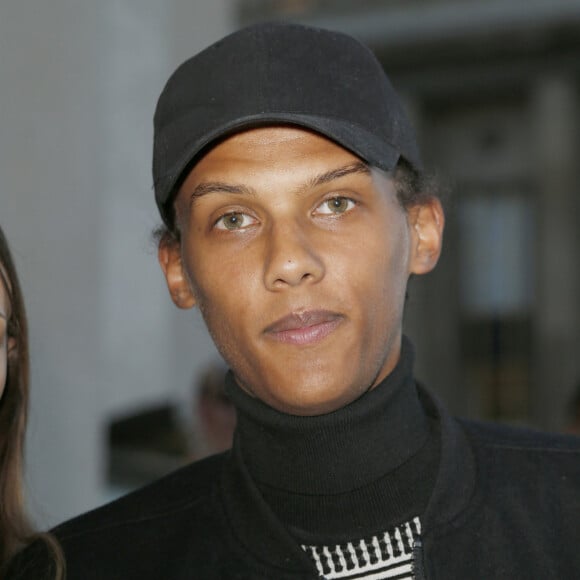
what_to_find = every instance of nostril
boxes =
[263,231,325,290]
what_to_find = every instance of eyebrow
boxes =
[189,181,255,203]
[188,161,371,204]
[307,161,370,189]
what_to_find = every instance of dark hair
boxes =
[153,158,443,244]
[393,158,444,209]
[0,226,65,578]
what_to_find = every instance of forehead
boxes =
[214,125,343,148]
[179,126,367,188]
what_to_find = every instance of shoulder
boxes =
[460,417,580,453]
[6,453,227,579]
[459,418,580,491]
[451,419,580,569]
[57,452,224,540]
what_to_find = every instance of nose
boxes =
[263,221,325,291]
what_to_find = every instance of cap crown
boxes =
[153,22,421,226]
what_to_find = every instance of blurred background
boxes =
[1,0,579,528]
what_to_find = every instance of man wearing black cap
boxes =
[8,22,580,580]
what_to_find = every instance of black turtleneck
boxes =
[225,336,439,545]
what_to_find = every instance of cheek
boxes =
[354,223,409,290]
[186,253,259,352]
[353,225,411,331]
[185,235,263,310]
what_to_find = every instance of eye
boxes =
[214,212,257,231]
[315,196,356,216]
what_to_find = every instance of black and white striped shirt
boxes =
[302,517,421,580]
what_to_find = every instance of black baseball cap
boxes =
[153,22,422,228]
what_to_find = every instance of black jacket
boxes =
[7,387,580,579]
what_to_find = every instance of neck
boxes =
[226,337,439,541]
[226,337,429,495]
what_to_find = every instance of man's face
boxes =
[161,127,443,415]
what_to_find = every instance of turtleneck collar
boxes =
[225,336,429,495]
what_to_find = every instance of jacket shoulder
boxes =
[5,453,226,579]
[459,418,580,494]
[460,418,580,453]
[426,417,580,579]
[56,451,225,540]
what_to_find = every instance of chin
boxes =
[271,383,362,416]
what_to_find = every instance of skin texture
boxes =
[159,127,444,416]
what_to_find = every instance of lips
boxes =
[264,310,344,346]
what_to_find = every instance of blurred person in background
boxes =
[0,226,63,578]
[105,361,234,491]
[8,22,580,580]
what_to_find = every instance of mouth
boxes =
[264,310,344,346]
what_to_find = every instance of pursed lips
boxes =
[263,310,344,346]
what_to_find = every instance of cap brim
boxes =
[155,112,401,222]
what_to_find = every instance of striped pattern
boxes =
[302,517,420,580]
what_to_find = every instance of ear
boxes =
[407,198,445,275]
[157,236,197,309]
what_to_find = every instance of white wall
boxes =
[0,0,233,527]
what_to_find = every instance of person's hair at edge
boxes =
[0,226,65,579]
